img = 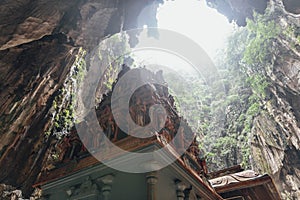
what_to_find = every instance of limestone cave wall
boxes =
[0,0,160,197]
[208,0,300,199]
[250,34,300,199]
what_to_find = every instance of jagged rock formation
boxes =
[283,0,300,14]
[250,17,300,197]
[0,0,161,51]
[207,0,300,199]
[206,0,268,26]
[206,0,300,25]
[0,0,161,197]
[0,34,78,198]
[0,184,41,200]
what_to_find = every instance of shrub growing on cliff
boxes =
[243,12,281,69]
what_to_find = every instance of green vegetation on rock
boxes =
[46,48,86,139]
[194,8,295,171]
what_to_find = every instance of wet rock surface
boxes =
[0,0,160,197]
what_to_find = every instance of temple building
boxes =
[34,67,281,200]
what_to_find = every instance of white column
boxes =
[98,174,114,200]
[146,172,158,200]
[175,180,186,200]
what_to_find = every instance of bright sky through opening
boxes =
[157,0,233,59]
[133,0,233,74]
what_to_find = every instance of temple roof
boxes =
[34,136,215,198]
[209,167,281,200]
